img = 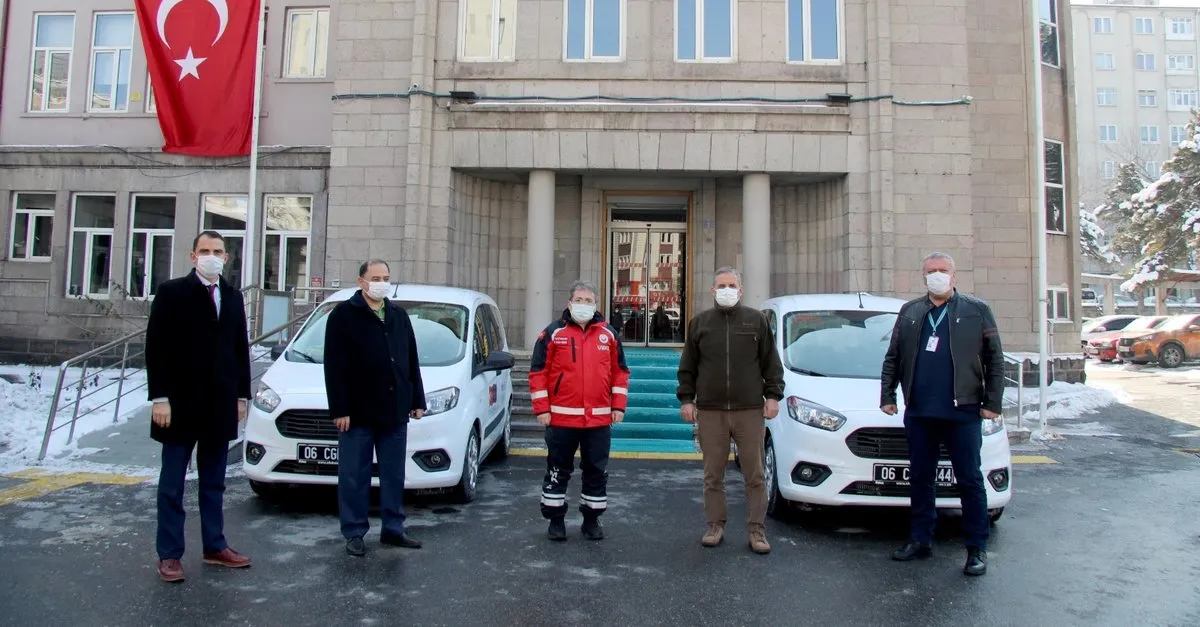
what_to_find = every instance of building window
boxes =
[1094,17,1112,34]
[1094,52,1114,70]
[1169,89,1197,110]
[1135,17,1154,34]
[1044,140,1065,234]
[29,13,75,113]
[1168,54,1195,72]
[1101,161,1117,180]
[1099,125,1118,142]
[263,195,312,295]
[8,193,55,262]
[283,8,330,77]
[146,77,156,113]
[1047,288,1070,322]
[201,195,248,289]
[1169,17,1195,38]
[1144,160,1162,179]
[87,12,134,112]
[1138,90,1158,107]
[68,195,116,298]
[1039,0,1059,66]
[1171,124,1188,147]
[565,0,624,61]
[1095,88,1117,107]
[460,0,516,60]
[786,0,841,63]
[676,0,735,62]
[1136,53,1156,71]
[1141,125,1160,144]
[127,195,175,299]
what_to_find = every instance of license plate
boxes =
[297,443,339,465]
[1087,346,1100,354]
[873,464,955,486]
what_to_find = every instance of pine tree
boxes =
[1080,207,1119,265]
[1099,163,1148,261]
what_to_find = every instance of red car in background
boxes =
[1086,315,1168,362]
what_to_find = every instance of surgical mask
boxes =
[365,281,391,301]
[195,255,224,280]
[926,271,952,296]
[715,288,740,308]
[570,303,596,324]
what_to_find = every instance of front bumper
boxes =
[1118,342,1155,362]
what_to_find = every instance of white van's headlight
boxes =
[253,384,281,414]
[424,387,460,416]
[786,396,847,431]
[981,416,1005,436]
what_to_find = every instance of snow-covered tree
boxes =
[1080,207,1119,265]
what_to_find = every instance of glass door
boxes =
[608,225,687,346]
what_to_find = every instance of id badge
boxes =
[925,336,940,352]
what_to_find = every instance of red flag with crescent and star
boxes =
[134,0,261,157]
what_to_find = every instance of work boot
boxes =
[345,537,366,557]
[963,547,988,576]
[701,523,724,547]
[547,518,567,542]
[892,541,933,561]
[157,559,184,583]
[749,529,771,554]
[581,516,604,541]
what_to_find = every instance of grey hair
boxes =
[921,252,955,271]
[569,280,598,300]
[714,266,742,285]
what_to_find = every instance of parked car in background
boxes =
[1081,315,1140,352]
[243,285,515,503]
[1118,313,1200,368]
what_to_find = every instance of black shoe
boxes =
[380,533,422,549]
[346,537,366,557]
[964,548,987,576]
[581,517,604,541]
[548,518,567,542]
[891,541,933,561]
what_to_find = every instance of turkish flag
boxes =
[134,0,261,157]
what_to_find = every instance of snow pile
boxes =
[1004,381,1122,440]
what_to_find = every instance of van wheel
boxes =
[988,508,1004,524]
[490,401,512,461]
[764,438,782,517]
[453,429,481,504]
[249,480,277,500]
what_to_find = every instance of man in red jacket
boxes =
[530,280,631,542]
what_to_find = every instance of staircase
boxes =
[510,347,698,454]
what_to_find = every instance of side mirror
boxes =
[476,350,515,376]
[270,344,287,360]
[1094,327,1106,333]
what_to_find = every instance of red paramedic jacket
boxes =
[529,310,631,428]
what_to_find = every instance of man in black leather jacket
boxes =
[880,252,1005,577]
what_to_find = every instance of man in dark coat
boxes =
[145,230,253,583]
[323,259,427,557]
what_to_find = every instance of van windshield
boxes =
[285,300,470,367]
[782,310,898,379]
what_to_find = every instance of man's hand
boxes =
[881,404,898,416]
[680,403,697,423]
[410,409,425,420]
[764,399,780,420]
[980,408,1000,420]
[238,400,248,422]
[612,411,624,424]
[151,401,171,428]
[334,417,350,432]
[536,413,551,426]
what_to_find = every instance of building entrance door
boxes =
[606,207,688,347]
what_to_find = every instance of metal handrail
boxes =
[1002,352,1026,429]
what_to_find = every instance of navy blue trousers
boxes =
[156,439,230,560]
[540,425,611,520]
[904,415,989,549]
[337,422,407,540]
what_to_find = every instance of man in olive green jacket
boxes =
[677,266,785,554]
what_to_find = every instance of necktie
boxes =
[208,284,218,315]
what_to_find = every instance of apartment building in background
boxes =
[0,0,1081,363]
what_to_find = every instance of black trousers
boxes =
[540,425,611,520]
[904,415,989,549]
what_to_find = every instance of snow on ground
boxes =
[1002,379,1122,440]
[0,364,149,472]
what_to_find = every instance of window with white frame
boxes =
[1141,125,1160,144]
[1047,288,1070,322]
[1095,52,1115,70]
[1102,161,1117,180]
[676,0,735,62]
[145,76,156,113]
[786,0,841,63]
[1144,160,1162,179]
[1171,124,1188,147]
[263,195,312,296]
[1135,17,1154,34]
[8,193,55,261]
[88,13,134,112]
[1044,140,1065,234]
[460,0,516,60]
[1039,0,1059,66]
[1096,88,1117,107]
[565,0,623,61]
[29,13,75,112]
[1094,17,1112,34]
[127,196,175,299]
[1169,17,1194,38]
[1168,54,1195,72]
[1138,90,1158,107]
[1136,52,1156,70]
[67,195,116,298]
[1169,89,1197,110]
[1099,125,1118,142]
[201,195,248,289]
[284,8,330,77]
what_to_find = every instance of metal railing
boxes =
[1003,352,1026,429]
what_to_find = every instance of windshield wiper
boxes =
[290,348,318,364]
[790,367,826,377]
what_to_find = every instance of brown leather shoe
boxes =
[701,524,724,547]
[203,547,252,568]
[157,559,185,582]
[749,530,771,554]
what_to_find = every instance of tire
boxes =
[453,428,481,504]
[988,507,1004,524]
[249,479,277,500]
[1159,344,1185,369]
[489,401,512,462]
[764,438,783,517]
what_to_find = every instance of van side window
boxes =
[473,306,489,366]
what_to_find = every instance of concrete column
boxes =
[1103,282,1115,315]
[524,170,556,348]
[741,173,771,308]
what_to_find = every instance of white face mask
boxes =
[195,254,224,280]
[570,303,596,324]
[365,281,391,301]
[715,288,740,308]
[926,271,953,296]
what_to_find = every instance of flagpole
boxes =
[244,0,268,298]
[1030,0,1050,433]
